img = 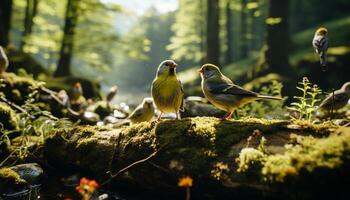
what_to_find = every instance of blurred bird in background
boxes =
[151,60,184,121]
[199,64,282,120]
[312,27,329,71]
[57,90,70,107]
[106,85,118,103]
[0,46,9,75]
[70,82,83,104]
[128,97,155,124]
[319,82,350,112]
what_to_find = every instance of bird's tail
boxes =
[256,95,282,100]
[320,52,327,71]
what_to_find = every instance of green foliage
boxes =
[167,0,206,62]
[238,80,286,118]
[288,77,322,121]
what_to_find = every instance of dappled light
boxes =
[0,0,350,199]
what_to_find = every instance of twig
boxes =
[0,96,35,119]
[101,146,163,186]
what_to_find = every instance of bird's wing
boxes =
[207,76,258,97]
[313,36,328,53]
[178,79,185,111]
[319,92,348,108]
[128,106,143,119]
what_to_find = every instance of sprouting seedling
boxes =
[288,77,322,121]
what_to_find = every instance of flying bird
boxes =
[199,64,281,120]
[312,27,329,70]
[319,82,350,112]
[0,46,9,75]
[151,60,184,121]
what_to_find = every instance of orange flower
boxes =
[76,177,100,200]
[178,176,193,187]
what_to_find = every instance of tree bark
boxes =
[0,0,13,47]
[225,1,234,64]
[20,0,39,50]
[240,0,248,58]
[206,0,220,65]
[54,0,79,77]
[264,0,290,75]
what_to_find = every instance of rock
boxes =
[82,111,100,125]
[182,100,226,118]
[10,163,44,186]
[0,167,28,196]
[0,163,44,197]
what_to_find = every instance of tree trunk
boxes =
[20,0,39,50]
[264,0,290,75]
[0,0,13,47]
[225,1,234,64]
[206,0,220,65]
[54,0,79,77]
[240,0,248,58]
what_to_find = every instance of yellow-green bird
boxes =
[151,60,184,121]
[128,97,155,124]
[199,64,281,120]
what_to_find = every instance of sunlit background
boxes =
[6,0,350,104]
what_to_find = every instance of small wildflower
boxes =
[76,177,100,200]
[178,176,193,187]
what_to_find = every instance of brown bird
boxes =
[319,82,350,112]
[70,82,83,104]
[0,46,9,75]
[199,64,282,119]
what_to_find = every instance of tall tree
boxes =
[54,0,80,77]
[225,0,234,64]
[21,0,39,50]
[206,0,220,65]
[240,0,248,58]
[263,0,290,75]
[0,0,13,47]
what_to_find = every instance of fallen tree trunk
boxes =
[42,117,349,199]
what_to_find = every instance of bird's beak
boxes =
[171,63,177,68]
[198,68,203,74]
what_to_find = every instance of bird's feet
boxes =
[220,112,233,121]
[156,113,163,122]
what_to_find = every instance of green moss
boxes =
[0,102,18,130]
[237,127,350,183]
[0,72,38,105]
[290,119,336,135]
[0,168,27,192]
[236,148,266,175]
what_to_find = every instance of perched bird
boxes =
[312,27,329,70]
[70,82,83,104]
[319,82,350,112]
[199,64,282,120]
[106,85,118,103]
[57,90,70,107]
[128,98,155,124]
[151,60,184,121]
[0,46,9,75]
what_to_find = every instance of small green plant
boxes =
[238,80,286,118]
[288,77,322,121]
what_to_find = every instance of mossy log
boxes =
[41,117,349,198]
